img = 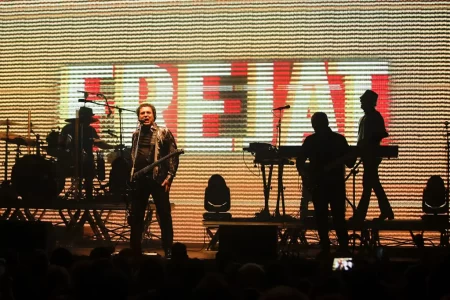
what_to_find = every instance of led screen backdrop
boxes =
[1,1,449,243]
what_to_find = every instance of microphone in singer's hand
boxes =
[273,105,291,111]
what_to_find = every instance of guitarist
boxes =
[130,103,179,257]
[296,112,355,256]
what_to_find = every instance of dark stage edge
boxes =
[64,241,450,263]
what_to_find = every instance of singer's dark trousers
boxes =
[130,177,173,255]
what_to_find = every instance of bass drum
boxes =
[108,156,132,196]
[12,155,65,202]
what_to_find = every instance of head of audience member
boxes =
[89,246,114,260]
[171,242,189,262]
[259,285,309,300]
[236,262,266,291]
[50,247,73,270]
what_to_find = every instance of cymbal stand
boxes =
[14,144,21,161]
[445,122,450,224]
[110,103,135,157]
[3,119,11,182]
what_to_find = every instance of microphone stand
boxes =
[346,158,362,252]
[274,110,288,219]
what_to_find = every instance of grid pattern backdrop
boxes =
[1,0,449,244]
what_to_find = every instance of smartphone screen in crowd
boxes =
[332,257,353,271]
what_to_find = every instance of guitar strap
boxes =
[146,126,157,164]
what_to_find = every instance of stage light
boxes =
[422,175,448,215]
[203,174,232,221]
[421,175,449,247]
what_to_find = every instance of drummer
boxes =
[59,106,100,201]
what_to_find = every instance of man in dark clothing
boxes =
[129,103,179,257]
[353,89,394,222]
[296,112,354,253]
[59,106,99,200]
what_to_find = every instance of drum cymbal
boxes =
[65,117,100,124]
[0,132,36,146]
[93,138,115,149]
[0,120,22,126]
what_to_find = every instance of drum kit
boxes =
[0,117,131,202]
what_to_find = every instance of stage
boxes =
[0,196,449,262]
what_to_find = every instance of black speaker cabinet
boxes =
[218,225,278,261]
[0,220,55,253]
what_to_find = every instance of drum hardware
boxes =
[102,129,118,138]
[96,150,106,181]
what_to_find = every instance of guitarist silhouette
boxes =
[129,103,180,257]
[296,112,355,256]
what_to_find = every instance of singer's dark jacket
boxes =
[131,123,179,184]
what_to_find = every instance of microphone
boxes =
[139,119,145,124]
[103,129,118,138]
[445,121,449,126]
[97,93,113,117]
[77,90,92,98]
[273,105,291,111]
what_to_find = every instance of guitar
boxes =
[131,149,184,181]
[300,148,357,193]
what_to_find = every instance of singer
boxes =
[129,103,179,257]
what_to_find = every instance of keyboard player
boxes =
[353,90,394,222]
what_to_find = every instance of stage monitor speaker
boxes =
[218,225,278,261]
[0,220,55,253]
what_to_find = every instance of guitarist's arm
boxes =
[296,137,311,178]
[161,129,179,192]
[344,140,357,169]
[296,153,308,178]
